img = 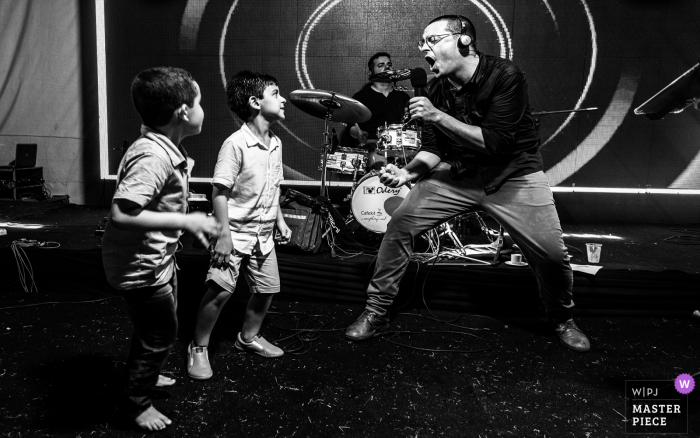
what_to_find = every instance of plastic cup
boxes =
[586,243,602,263]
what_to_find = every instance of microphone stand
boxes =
[531,107,598,131]
[532,107,598,116]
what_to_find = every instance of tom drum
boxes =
[323,147,367,175]
[376,124,421,158]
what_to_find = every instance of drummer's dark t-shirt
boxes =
[350,85,410,144]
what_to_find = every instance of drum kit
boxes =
[288,78,503,263]
[289,79,421,235]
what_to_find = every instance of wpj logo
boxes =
[675,374,695,394]
[625,374,694,434]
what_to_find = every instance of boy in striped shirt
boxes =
[187,71,292,380]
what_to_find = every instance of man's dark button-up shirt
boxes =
[420,52,543,194]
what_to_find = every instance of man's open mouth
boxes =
[425,55,438,73]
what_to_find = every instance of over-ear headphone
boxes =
[455,15,472,49]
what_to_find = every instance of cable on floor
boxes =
[10,238,61,293]
[0,296,118,311]
[267,237,506,355]
[380,238,505,353]
[665,228,700,245]
[267,310,345,355]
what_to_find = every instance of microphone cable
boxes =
[267,224,506,356]
[381,237,505,353]
[11,239,61,294]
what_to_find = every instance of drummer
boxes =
[346,52,410,169]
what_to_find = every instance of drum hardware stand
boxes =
[343,211,355,225]
[439,222,466,251]
[321,209,340,239]
[349,156,363,191]
[421,214,506,265]
[318,105,335,197]
[489,225,506,263]
[427,221,492,265]
[341,156,365,203]
[462,213,506,264]
[341,154,367,223]
[467,213,507,263]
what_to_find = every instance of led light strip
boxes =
[551,187,700,195]
[179,178,700,194]
[95,0,109,179]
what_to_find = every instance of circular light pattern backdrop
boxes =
[175,0,697,189]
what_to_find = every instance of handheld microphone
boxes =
[410,67,428,97]
[409,68,428,127]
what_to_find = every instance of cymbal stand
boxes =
[319,104,334,197]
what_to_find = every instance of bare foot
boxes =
[134,405,172,431]
[156,374,175,387]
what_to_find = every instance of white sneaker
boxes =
[187,341,213,380]
[234,333,284,358]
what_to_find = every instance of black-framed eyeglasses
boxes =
[417,33,460,50]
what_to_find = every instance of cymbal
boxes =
[368,69,411,83]
[289,89,371,124]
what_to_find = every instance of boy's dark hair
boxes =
[429,15,477,49]
[131,67,198,128]
[226,70,279,121]
[367,52,391,72]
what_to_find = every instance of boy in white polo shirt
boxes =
[187,70,292,380]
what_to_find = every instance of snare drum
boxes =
[350,171,411,233]
[376,124,421,158]
[323,147,367,175]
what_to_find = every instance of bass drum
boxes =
[350,172,411,233]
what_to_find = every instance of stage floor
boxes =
[1,284,699,437]
[1,201,700,437]
[0,201,699,316]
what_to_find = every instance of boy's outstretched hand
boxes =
[276,221,292,244]
[184,212,221,249]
